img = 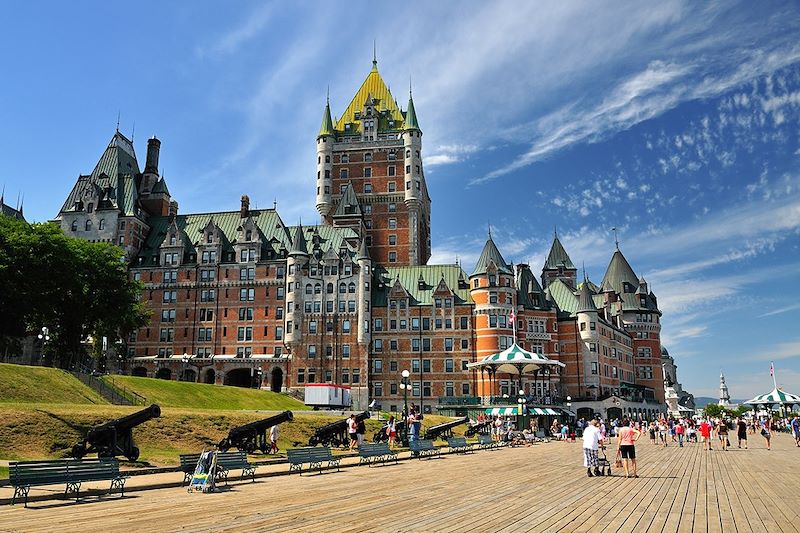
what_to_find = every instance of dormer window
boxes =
[245,229,252,241]
[206,233,213,244]
[170,234,177,246]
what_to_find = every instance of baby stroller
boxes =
[596,446,612,476]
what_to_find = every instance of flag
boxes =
[510,310,516,324]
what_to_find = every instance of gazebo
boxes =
[745,387,800,413]
[467,343,565,401]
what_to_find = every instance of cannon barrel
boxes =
[308,411,369,447]
[219,410,294,453]
[73,404,161,461]
[465,420,493,437]
[424,416,469,440]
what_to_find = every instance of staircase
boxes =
[72,372,147,406]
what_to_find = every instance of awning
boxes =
[484,407,519,416]
[745,387,800,406]
[485,407,568,416]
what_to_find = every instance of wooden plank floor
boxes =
[3,435,800,533]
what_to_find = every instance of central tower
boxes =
[315,58,431,266]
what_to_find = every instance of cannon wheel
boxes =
[71,442,87,459]
[126,446,140,462]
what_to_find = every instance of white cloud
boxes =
[425,144,479,167]
[196,5,276,58]
[758,303,800,318]
[752,340,800,362]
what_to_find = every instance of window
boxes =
[162,290,177,303]
[308,345,317,358]
[390,339,398,350]
[364,167,372,178]
[374,382,383,396]
[388,203,396,212]
[445,382,454,397]
[388,166,396,176]
[342,320,351,333]
[201,250,217,264]
[200,269,215,282]
[445,359,454,372]
[412,382,420,397]
[423,338,431,352]
[239,288,255,301]
[364,183,372,193]
[275,326,283,340]
[412,338,420,352]
[161,309,176,322]
[388,218,397,229]
[341,154,349,163]
[374,339,383,352]
[159,328,174,342]
[388,252,397,263]
[352,369,360,384]
[70,220,78,231]
[297,369,305,384]
[240,249,256,262]
[388,182,396,192]
[238,307,253,321]
[445,338,454,352]
[423,360,431,373]
[163,270,178,283]
[388,235,397,246]
[412,360,420,372]
[342,345,351,358]
[591,362,598,375]
[201,289,215,302]
[374,318,383,331]
[340,169,348,178]
[237,327,253,341]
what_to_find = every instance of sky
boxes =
[1,1,799,399]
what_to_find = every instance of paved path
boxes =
[2,435,799,532]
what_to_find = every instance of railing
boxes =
[488,395,563,406]
[436,396,481,406]
[72,372,147,406]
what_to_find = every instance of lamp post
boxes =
[37,327,50,366]
[517,393,527,431]
[566,395,572,421]
[255,367,263,389]
[400,369,410,446]
[181,352,189,382]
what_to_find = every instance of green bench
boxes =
[287,447,341,475]
[477,434,497,449]
[447,436,473,454]
[409,439,441,459]
[358,443,398,466]
[179,452,256,485]
[10,458,128,507]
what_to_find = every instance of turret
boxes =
[356,238,371,344]
[402,90,423,205]
[576,279,599,342]
[286,225,309,345]
[316,100,335,220]
[541,230,577,289]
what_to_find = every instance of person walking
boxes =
[736,417,748,449]
[269,423,279,454]
[675,420,685,447]
[617,417,641,478]
[582,419,603,477]
[649,422,657,445]
[387,415,397,449]
[760,418,772,450]
[699,419,712,451]
[494,416,504,443]
[717,418,729,451]
[791,415,800,447]
[348,414,358,451]
[356,416,366,448]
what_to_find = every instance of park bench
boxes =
[447,436,473,454]
[409,439,441,459]
[179,451,256,485]
[10,458,127,507]
[287,447,341,475]
[358,442,398,466]
[477,434,496,450]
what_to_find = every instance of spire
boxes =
[404,86,421,131]
[471,235,512,277]
[372,39,377,68]
[289,224,309,256]
[544,234,576,270]
[612,226,620,250]
[577,279,598,313]
[318,97,335,138]
[356,237,370,262]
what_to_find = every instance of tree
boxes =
[703,403,723,418]
[0,217,149,368]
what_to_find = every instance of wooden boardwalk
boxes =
[3,435,799,532]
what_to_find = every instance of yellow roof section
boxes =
[334,62,405,132]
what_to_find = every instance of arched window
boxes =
[98,219,105,230]
[327,283,334,294]
[339,283,346,294]
[245,230,252,241]
[87,203,94,213]
[305,284,313,295]
[85,219,92,231]
[71,220,78,231]
[348,282,356,294]
[314,283,322,294]
[406,149,411,158]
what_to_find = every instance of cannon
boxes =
[218,410,294,454]
[372,420,406,443]
[72,404,161,461]
[308,411,369,447]
[423,416,469,441]
[465,420,493,436]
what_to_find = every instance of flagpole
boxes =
[771,361,778,390]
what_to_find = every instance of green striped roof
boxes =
[545,278,578,315]
[372,264,472,306]
[746,388,800,405]
[471,237,511,276]
[544,236,575,270]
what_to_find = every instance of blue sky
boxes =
[2,1,799,399]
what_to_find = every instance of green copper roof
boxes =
[150,178,170,195]
[355,238,369,261]
[545,277,578,315]
[372,264,472,307]
[318,100,335,137]
[58,131,141,218]
[471,237,512,276]
[576,279,598,313]
[289,224,309,256]
[544,236,575,270]
[516,265,548,310]
[404,94,420,131]
[333,183,362,217]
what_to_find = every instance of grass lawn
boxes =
[101,375,309,411]
[0,363,106,405]
[0,403,464,475]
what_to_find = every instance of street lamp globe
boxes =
[401,369,410,378]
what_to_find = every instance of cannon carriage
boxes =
[218,410,294,454]
[372,420,406,443]
[423,417,469,441]
[71,404,161,461]
[308,411,369,447]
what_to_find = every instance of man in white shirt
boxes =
[582,419,603,477]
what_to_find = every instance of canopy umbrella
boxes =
[468,343,565,395]
[744,387,800,408]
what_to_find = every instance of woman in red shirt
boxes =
[617,418,641,478]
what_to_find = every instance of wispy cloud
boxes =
[758,303,800,318]
[753,340,800,362]
[195,4,276,58]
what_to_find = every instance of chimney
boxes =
[145,136,161,175]
[169,200,178,220]
[240,195,250,218]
